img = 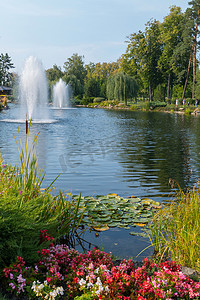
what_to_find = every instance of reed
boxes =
[148,185,200,271]
[0,123,85,267]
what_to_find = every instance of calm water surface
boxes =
[1,104,200,260]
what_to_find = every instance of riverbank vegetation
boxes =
[149,183,200,273]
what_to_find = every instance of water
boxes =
[53,79,71,108]
[1,106,200,260]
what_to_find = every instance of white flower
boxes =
[56,286,64,295]
[87,282,94,289]
[105,285,110,293]
[79,278,86,287]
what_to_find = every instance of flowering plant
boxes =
[1,231,200,299]
[31,280,64,300]
[2,256,29,295]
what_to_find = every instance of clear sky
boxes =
[0,0,189,72]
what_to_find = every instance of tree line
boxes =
[45,1,200,103]
[1,0,200,104]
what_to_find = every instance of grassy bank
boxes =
[82,98,198,115]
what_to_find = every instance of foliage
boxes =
[2,241,200,299]
[150,102,167,109]
[72,194,161,236]
[0,123,85,267]
[93,97,105,103]
[84,78,101,98]
[63,54,86,97]
[148,184,200,272]
[46,65,63,84]
[0,53,14,87]
[158,6,185,99]
[106,72,138,105]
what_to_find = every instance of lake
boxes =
[1,104,200,260]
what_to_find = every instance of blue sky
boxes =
[0,0,189,72]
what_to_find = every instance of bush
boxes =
[93,97,105,103]
[81,96,94,105]
[150,101,167,108]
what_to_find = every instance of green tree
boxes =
[107,72,138,105]
[158,6,184,99]
[0,53,14,87]
[46,65,63,83]
[84,77,100,97]
[63,54,86,97]
[120,20,162,101]
[186,0,200,98]
[85,61,119,98]
[120,30,144,93]
[139,19,162,101]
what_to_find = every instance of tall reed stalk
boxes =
[148,185,200,271]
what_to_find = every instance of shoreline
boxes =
[75,103,199,115]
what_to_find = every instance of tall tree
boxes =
[63,53,86,96]
[121,19,162,101]
[139,19,162,101]
[181,1,200,98]
[0,53,14,86]
[189,0,200,98]
[158,6,184,99]
[120,30,144,93]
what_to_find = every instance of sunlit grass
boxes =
[148,184,200,271]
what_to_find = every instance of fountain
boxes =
[53,78,72,108]
[19,56,50,121]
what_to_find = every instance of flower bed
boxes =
[1,231,200,300]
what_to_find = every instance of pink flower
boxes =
[9,283,15,290]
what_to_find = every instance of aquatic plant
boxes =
[0,123,85,267]
[148,184,200,272]
[73,194,161,235]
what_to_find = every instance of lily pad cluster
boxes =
[72,194,161,235]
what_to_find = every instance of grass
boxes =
[148,183,200,271]
[0,122,85,267]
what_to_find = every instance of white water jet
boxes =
[53,79,71,108]
[19,56,49,120]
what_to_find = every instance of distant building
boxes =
[0,86,12,96]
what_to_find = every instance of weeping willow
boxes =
[106,72,138,104]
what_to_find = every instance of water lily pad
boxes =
[133,223,147,227]
[92,225,109,232]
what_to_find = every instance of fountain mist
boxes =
[53,79,71,108]
[20,56,49,120]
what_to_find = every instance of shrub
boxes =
[93,97,105,103]
[150,101,167,109]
